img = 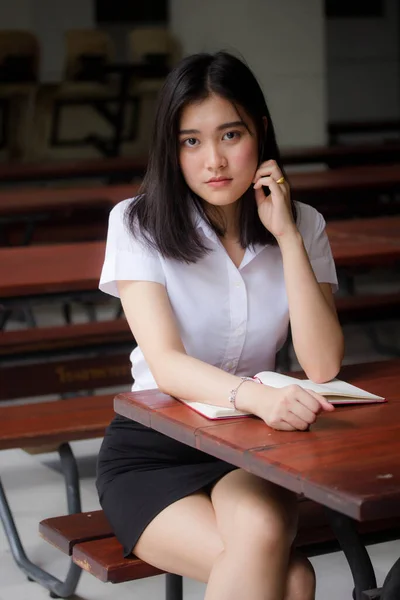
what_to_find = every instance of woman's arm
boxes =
[253,160,344,383]
[118,279,334,430]
[278,231,344,383]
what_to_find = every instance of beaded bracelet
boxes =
[229,376,256,410]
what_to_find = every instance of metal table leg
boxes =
[0,442,83,598]
[325,508,378,600]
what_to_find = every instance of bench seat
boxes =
[40,502,400,584]
[336,292,400,325]
[0,394,115,450]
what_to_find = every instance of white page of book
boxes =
[255,371,384,400]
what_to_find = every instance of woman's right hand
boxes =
[253,384,335,431]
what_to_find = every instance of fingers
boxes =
[253,159,281,182]
[253,176,285,198]
[289,399,318,424]
[307,390,335,412]
[268,386,334,432]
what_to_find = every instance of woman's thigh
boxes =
[210,468,298,547]
[133,491,224,583]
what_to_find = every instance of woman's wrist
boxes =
[276,227,302,250]
[234,380,266,413]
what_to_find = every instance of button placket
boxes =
[221,266,248,373]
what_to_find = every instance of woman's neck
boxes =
[205,202,240,240]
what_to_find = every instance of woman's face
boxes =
[178,94,259,209]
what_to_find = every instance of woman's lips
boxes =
[206,178,232,187]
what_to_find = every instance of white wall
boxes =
[33,0,95,81]
[0,0,95,81]
[0,0,34,29]
[170,0,327,147]
[327,0,400,122]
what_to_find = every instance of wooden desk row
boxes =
[0,163,399,212]
[0,161,399,246]
[0,215,398,306]
[0,142,398,186]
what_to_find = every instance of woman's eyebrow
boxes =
[179,120,246,135]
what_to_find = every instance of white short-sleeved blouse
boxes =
[100,199,338,391]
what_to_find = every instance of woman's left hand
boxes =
[253,159,297,240]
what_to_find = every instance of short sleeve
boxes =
[296,202,339,293]
[99,199,165,298]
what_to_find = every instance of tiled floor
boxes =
[1,270,399,600]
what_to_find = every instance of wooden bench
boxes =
[38,476,400,598]
[0,318,133,400]
[335,293,400,326]
[0,395,120,598]
[0,319,134,596]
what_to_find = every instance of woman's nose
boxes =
[205,144,226,170]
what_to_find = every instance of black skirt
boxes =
[96,414,238,557]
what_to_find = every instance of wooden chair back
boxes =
[0,30,39,82]
[64,29,114,82]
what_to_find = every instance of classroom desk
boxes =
[0,156,147,185]
[289,163,400,219]
[326,216,400,268]
[289,162,400,193]
[0,215,399,310]
[0,183,139,217]
[281,142,400,167]
[114,359,400,600]
[0,183,140,246]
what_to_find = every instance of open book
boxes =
[177,371,386,420]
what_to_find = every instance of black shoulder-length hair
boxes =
[126,50,296,262]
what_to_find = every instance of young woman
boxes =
[97,51,344,600]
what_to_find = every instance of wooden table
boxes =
[0,156,147,185]
[0,183,139,217]
[289,163,400,219]
[326,216,400,268]
[282,142,400,168]
[0,183,140,246]
[114,359,400,599]
[289,163,400,193]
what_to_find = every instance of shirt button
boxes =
[236,326,245,336]
[234,281,241,287]
[225,361,234,369]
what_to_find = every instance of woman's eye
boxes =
[183,137,198,147]
[223,131,240,141]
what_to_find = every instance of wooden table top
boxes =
[114,359,400,522]
[326,216,400,267]
[288,163,400,193]
[0,215,398,300]
[0,241,104,298]
[281,142,400,166]
[0,183,140,216]
[0,156,147,184]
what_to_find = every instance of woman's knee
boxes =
[213,471,299,548]
[236,498,298,550]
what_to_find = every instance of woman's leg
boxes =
[285,551,316,600]
[132,490,223,582]
[205,469,314,600]
[133,473,314,599]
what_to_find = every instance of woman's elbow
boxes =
[306,352,343,384]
